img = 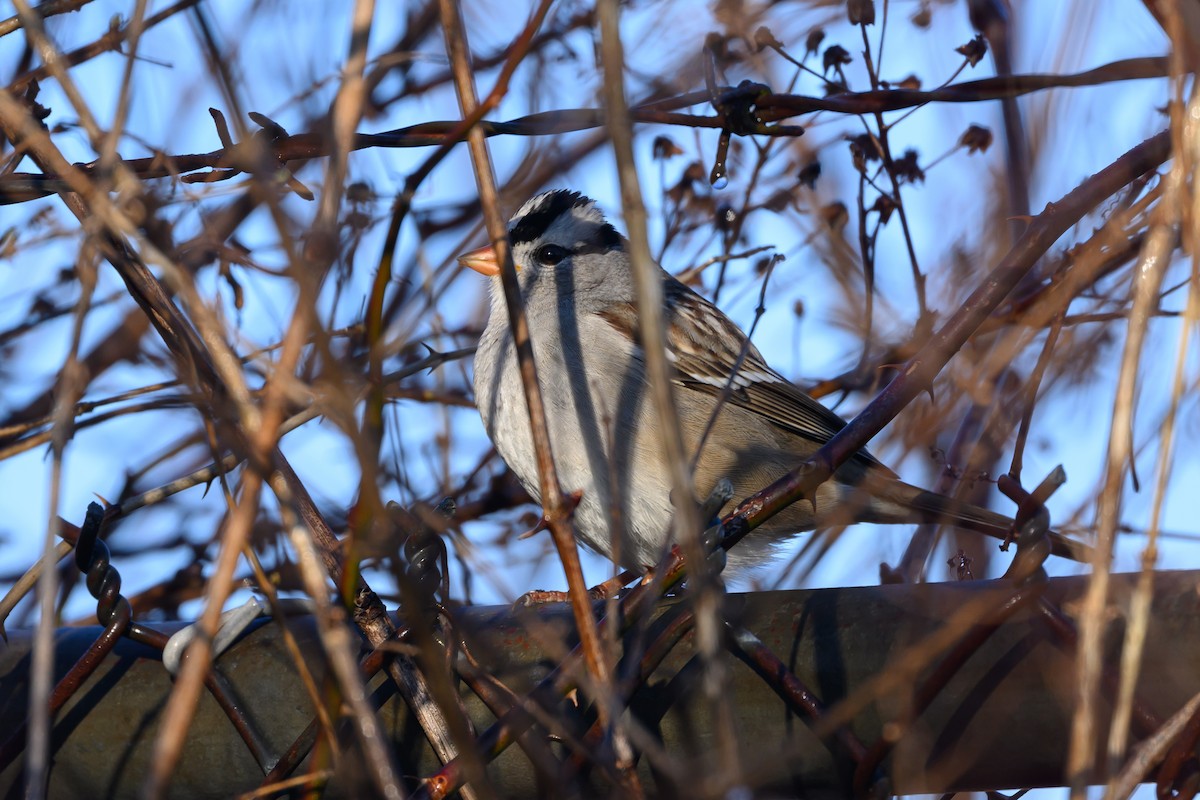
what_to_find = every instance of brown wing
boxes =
[604,277,886,469]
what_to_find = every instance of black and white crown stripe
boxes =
[508,190,622,254]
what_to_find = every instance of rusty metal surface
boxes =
[1,570,1198,798]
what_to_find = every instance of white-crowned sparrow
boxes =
[461,190,1063,573]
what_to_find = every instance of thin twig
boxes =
[1103,690,1200,800]
[1067,78,1190,795]
[598,0,725,792]
[438,0,620,736]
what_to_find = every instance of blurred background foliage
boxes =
[0,0,1188,618]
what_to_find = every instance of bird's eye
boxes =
[534,244,568,265]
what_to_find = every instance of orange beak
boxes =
[457,243,503,276]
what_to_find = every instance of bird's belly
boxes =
[482,347,672,569]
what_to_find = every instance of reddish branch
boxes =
[718,129,1171,556]
[1,56,1168,204]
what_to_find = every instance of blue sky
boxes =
[0,0,1187,607]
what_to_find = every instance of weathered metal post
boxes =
[1,571,1197,798]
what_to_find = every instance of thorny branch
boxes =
[0,57,1168,204]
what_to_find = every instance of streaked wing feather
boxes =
[667,278,883,465]
[614,277,886,468]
